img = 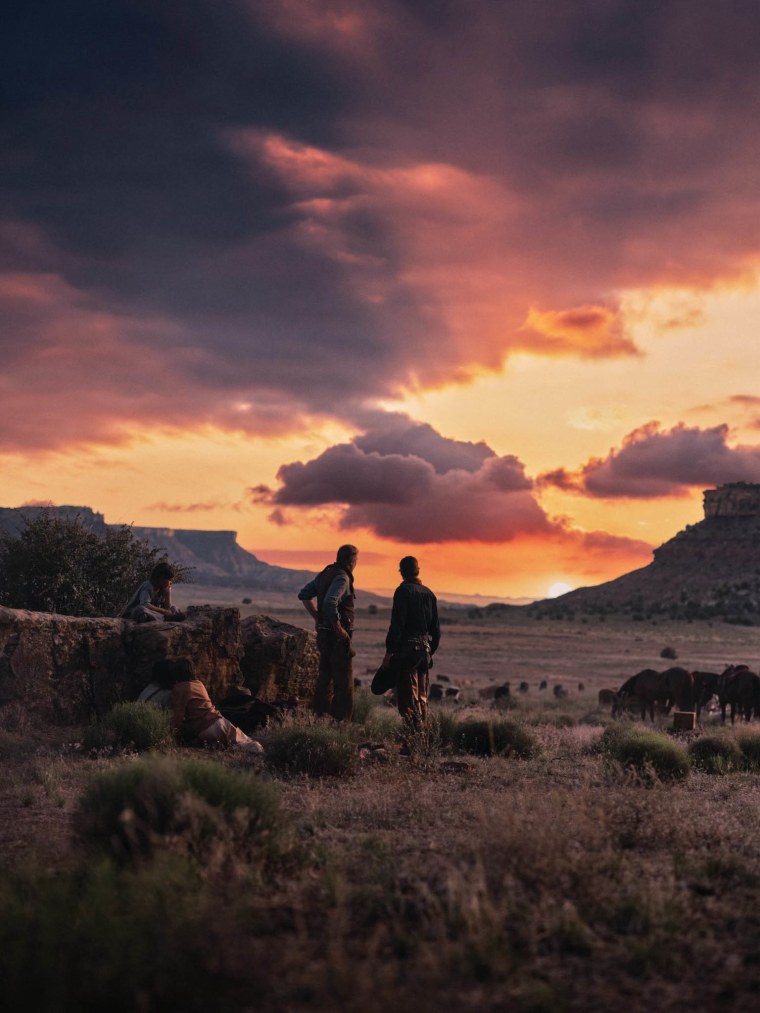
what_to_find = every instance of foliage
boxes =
[0,857,236,1013]
[689,735,743,775]
[443,718,539,759]
[660,646,678,660]
[351,687,379,725]
[82,702,175,755]
[74,755,282,862]
[265,723,359,778]
[736,731,760,771]
[0,512,190,617]
[601,726,691,781]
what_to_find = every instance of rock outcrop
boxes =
[531,483,760,623]
[0,605,318,726]
[239,615,320,702]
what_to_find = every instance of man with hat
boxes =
[298,544,359,721]
[379,556,440,728]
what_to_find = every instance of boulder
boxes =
[0,605,243,726]
[239,614,318,703]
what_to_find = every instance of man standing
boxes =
[298,544,358,721]
[381,556,440,728]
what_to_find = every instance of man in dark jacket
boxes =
[381,556,440,728]
[298,544,358,721]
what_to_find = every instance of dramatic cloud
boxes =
[260,415,544,542]
[3,1,760,450]
[540,422,760,498]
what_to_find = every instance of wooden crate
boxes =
[673,710,696,732]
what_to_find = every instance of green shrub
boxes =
[265,724,359,778]
[352,687,379,725]
[690,735,744,774]
[75,755,282,861]
[603,726,690,781]
[445,718,538,759]
[0,511,190,616]
[364,709,402,742]
[737,731,760,771]
[0,857,232,1012]
[82,702,175,754]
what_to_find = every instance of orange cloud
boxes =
[519,305,639,358]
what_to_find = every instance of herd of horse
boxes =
[611,665,760,724]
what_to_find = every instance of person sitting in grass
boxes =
[170,658,263,753]
[137,658,175,709]
[121,562,185,623]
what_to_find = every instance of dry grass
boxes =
[4,612,760,1010]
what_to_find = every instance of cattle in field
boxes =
[598,688,617,709]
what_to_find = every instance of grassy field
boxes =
[3,605,760,1012]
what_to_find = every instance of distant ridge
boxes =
[0,505,316,593]
[530,483,760,624]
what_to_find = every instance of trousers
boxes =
[313,629,354,722]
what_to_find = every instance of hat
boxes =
[371,663,398,696]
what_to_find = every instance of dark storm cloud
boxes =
[4,1,760,449]
[262,416,545,542]
[540,422,760,498]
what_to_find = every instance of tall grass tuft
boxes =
[265,723,359,778]
[601,725,690,781]
[0,857,233,1012]
[444,718,539,759]
[74,754,282,862]
[81,701,175,755]
[736,730,760,771]
[351,687,379,725]
[690,735,744,774]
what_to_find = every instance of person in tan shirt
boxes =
[170,658,263,752]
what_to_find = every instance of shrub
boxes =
[352,687,379,725]
[82,702,175,754]
[660,646,678,660]
[0,857,228,1012]
[0,511,190,616]
[690,735,744,774]
[737,731,760,771]
[265,724,359,778]
[445,718,538,759]
[602,726,690,781]
[74,755,282,861]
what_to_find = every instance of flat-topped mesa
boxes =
[703,482,760,518]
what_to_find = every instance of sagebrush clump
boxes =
[82,702,175,755]
[443,718,538,759]
[600,725,690,781]
[689,735,744,775]
[265,723,359,778]
[75,754,282,861]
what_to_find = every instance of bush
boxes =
[352,687,379,725]
[689,735,743,774]
[660,646,678,660]
[0,511,189,617]
[601,726,690,781]
[0,857,230,1012]
[737,731,760,771]
[444,718,538,759]
[82,702,175,755]
[265,724,359,778]
[75,755,282,861]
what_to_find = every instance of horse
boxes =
[718,665,759,724]
[692,671,719,721]
[613,669,667,721]
[660,666,694,712]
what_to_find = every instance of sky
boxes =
[3,0,760,600]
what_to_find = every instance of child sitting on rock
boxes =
[170,658,263,753]
[122,562,185,623]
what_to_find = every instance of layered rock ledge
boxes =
[0,605,317,726]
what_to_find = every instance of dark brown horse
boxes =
[660,667,694,712]
[613,669,668,721]
[718,665,759,724]
[692,671,719,721]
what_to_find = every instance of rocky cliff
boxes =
[0,605,318,726]
[0,505,314,591]
[532,483,760,623]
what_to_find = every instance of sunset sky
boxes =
[3,1,760,600]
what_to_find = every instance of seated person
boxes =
[137,658,174,709]
[122,562,184,623]
[170,658,263,753]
